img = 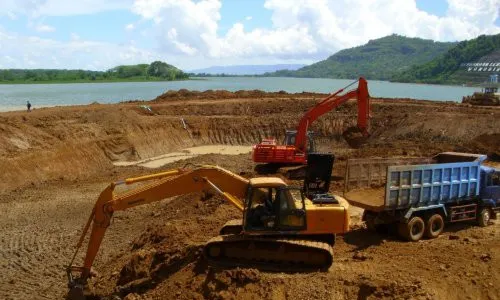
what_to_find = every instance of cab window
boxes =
[245,187,306,231]
[276,188,306,229]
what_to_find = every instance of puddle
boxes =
[114,145,252,168]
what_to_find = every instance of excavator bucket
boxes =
[66,286,85,300]
[342,126,370,148]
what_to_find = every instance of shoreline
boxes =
[0,76,479,87]
[0,79,480,110]
[0,78,192,85]
[0,95,466,114]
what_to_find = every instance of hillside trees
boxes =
[0,61,189,83]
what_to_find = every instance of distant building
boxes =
[490,74,498,84]
[484,74,498,94]
[462,73,499,105]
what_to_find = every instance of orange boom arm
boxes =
[294,77,370,152]
[67,166,249,288]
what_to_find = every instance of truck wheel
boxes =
[425,214,444,239]
[398,216,425,242]
[477,208,491,227]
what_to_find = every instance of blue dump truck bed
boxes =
[344,152,488,212]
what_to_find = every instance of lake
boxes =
[0,77,480,112]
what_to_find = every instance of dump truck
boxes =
[344,152,500,241]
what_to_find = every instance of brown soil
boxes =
[0,90,499,300]
[344,187,386,212]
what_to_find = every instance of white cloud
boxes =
[70,33,81,41]
[0,0,499,70]
[130,0,499,65]
[0,28,163,70]
[132,0,221,56]
[35,24,56,32]
[6,11,17,20]
[0,0,134,17]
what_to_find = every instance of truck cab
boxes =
[480,166,500,211]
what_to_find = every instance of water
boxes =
[0,77,480,112]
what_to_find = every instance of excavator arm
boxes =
[295,77,369,152]
[66,165,249,291]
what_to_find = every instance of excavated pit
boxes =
[1,93,499,192]
[0,90,499,300]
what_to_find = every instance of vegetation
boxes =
[392,34,500,84]
[263,35,456,80]
[0,61,189,84]
[188,72,238,77]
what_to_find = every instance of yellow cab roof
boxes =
[249,177,287,188]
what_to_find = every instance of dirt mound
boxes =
[467,133,500,158]
[86,193,241,298]
[200,268,261,299]
[462,92,500,106]
[157,89,236,100]
[153,89,324,101]
[343,277,433,299]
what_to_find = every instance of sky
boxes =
[0,0,499,71]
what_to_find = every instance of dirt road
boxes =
[0,90,498,299]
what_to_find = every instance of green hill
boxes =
[264,34,456,80]
[0,61,188,84]
[392,34,500,84]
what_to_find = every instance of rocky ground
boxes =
[0,90,499,300]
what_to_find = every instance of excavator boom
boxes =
[295,77,369,152]
[67,165,248,289]
[252,77,370,164]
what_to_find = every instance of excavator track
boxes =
[203,235,333,271]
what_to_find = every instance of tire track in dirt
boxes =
[0,183,166,299]
[0,186,97,299]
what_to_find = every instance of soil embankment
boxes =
[1,92,498,192]
[0,90,499,299]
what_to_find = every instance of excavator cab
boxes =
[244,182,307,232]
[283,130,316,153]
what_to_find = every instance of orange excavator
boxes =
[252,77,370,168]
[66,165,350,297]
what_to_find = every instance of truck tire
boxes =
[477,208,491,227]
[425,214,444,239]
[398,216,425,242]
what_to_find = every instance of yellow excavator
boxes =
[66,165,349,296]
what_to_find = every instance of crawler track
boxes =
[204,234,333,271]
